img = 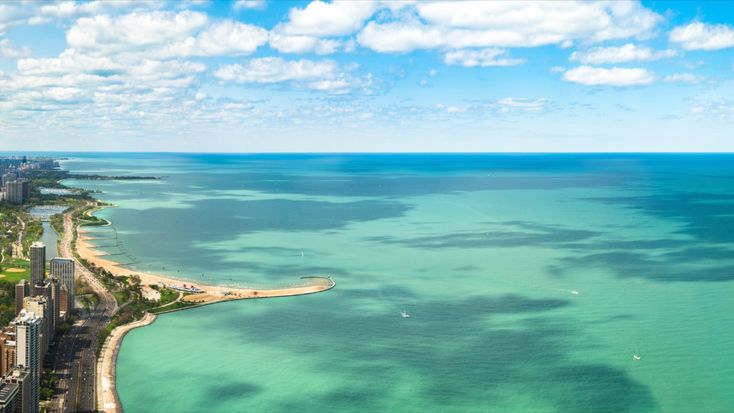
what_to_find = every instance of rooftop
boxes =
[0,382,18,402]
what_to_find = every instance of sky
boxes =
[0,0,733,152]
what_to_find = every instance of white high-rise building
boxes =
[50,258,74,316]
[29,243,45,293]
[13,311,40,413]
[22,298,48,360]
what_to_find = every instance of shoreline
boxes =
[97,312,157,412]
[81,207,336,413]
[78,226,335,305]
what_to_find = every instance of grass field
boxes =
[0,258,30,284]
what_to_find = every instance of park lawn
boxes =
[0,258,30,283]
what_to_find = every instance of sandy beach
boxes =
[77,228,335,304]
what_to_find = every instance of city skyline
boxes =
[1,0,733,152]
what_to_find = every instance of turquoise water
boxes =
[28,205,65,259]
[63,154,734,412]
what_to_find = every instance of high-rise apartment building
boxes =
[1,172,16,186]
[39,279,60,336]
[28,243,45,294]
[13,312,40,413]
[4,368,31,413]
[0,381,19,413]
[4,181,24,205]
[21,298,48,365]
[19,179,29,201]
[0,327,15,378]
[50,258,74,316]
[14,281,28,316]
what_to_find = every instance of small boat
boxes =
[570,290,580,295]
[633,354,641,360]
[300,250,304,257]
[401,310,411,318]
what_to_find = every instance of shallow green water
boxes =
[63,154,734,412]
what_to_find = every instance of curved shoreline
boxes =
[78,226,335,305]
[80,207,337,412]
[98,312,157,413]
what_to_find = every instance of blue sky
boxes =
[0,0,733,152]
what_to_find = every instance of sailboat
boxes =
[401,310,411,318]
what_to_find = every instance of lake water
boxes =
[62,153,734,413]
[28,205,66,259]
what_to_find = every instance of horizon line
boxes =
[2,150,734,155]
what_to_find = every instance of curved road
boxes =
[49,210,118,412]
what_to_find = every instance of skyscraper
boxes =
[0,327,16,378]
[0,381,19,413]
[1,172,16,186]
[28,243,45,294]
[21,298,47,364]
[4,368,31,413]
[50,258,74,316]
[14,280,28,316]
[4,180,24,205]
[19,179,29,201]
[13,311,40,413]
[35,280,58,338]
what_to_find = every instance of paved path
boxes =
[48,208,118,412]
[97,312,156,413]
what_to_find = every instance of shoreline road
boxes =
[48,210,118,412]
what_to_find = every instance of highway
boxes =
[48,209,118,412]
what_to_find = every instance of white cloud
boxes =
[0,3,24,34]
[358,1,661,53]
[689,100,734,117]
[0,39,31,59]
[15,87,87,103]
[67,10,209,53]
[669,22,734,51]
[66,11,267,58]
[40,1,122,18]
[214,57,371,94]
[4,45,207,117]
[277,1,378,37]
[233,0,266,11]
[215,57,338,84]
[269,33,341,55]
[497,98,548,112]
[444,48,524,67]
[570,43,677,64]
[157,20,267,57]
[307,78,350,91]
[17,50,119,76]
[268,1,378,54]
[563,66,656,86]
[663,73,703,84]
